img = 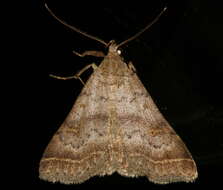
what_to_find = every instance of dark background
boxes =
[25,0,223,188]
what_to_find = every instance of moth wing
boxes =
[39,67,114,184]
[111,66,198,183]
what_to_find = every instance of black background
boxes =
[24,0,223,188]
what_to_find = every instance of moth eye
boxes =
[117,50,121,55]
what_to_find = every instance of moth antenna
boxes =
[117,7,167,48]
[45,3,108,47]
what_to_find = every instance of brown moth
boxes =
[39,5,198,184]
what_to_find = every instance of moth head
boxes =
[108,40,121,55]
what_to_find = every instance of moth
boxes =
[39,4,198,184]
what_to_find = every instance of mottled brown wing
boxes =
[111,65,198,184]
[39,66,115,184]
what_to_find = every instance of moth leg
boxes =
[128,61,137,73]
[73,50,105,58]
[74,63,98,85]
[50,63,98,85]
